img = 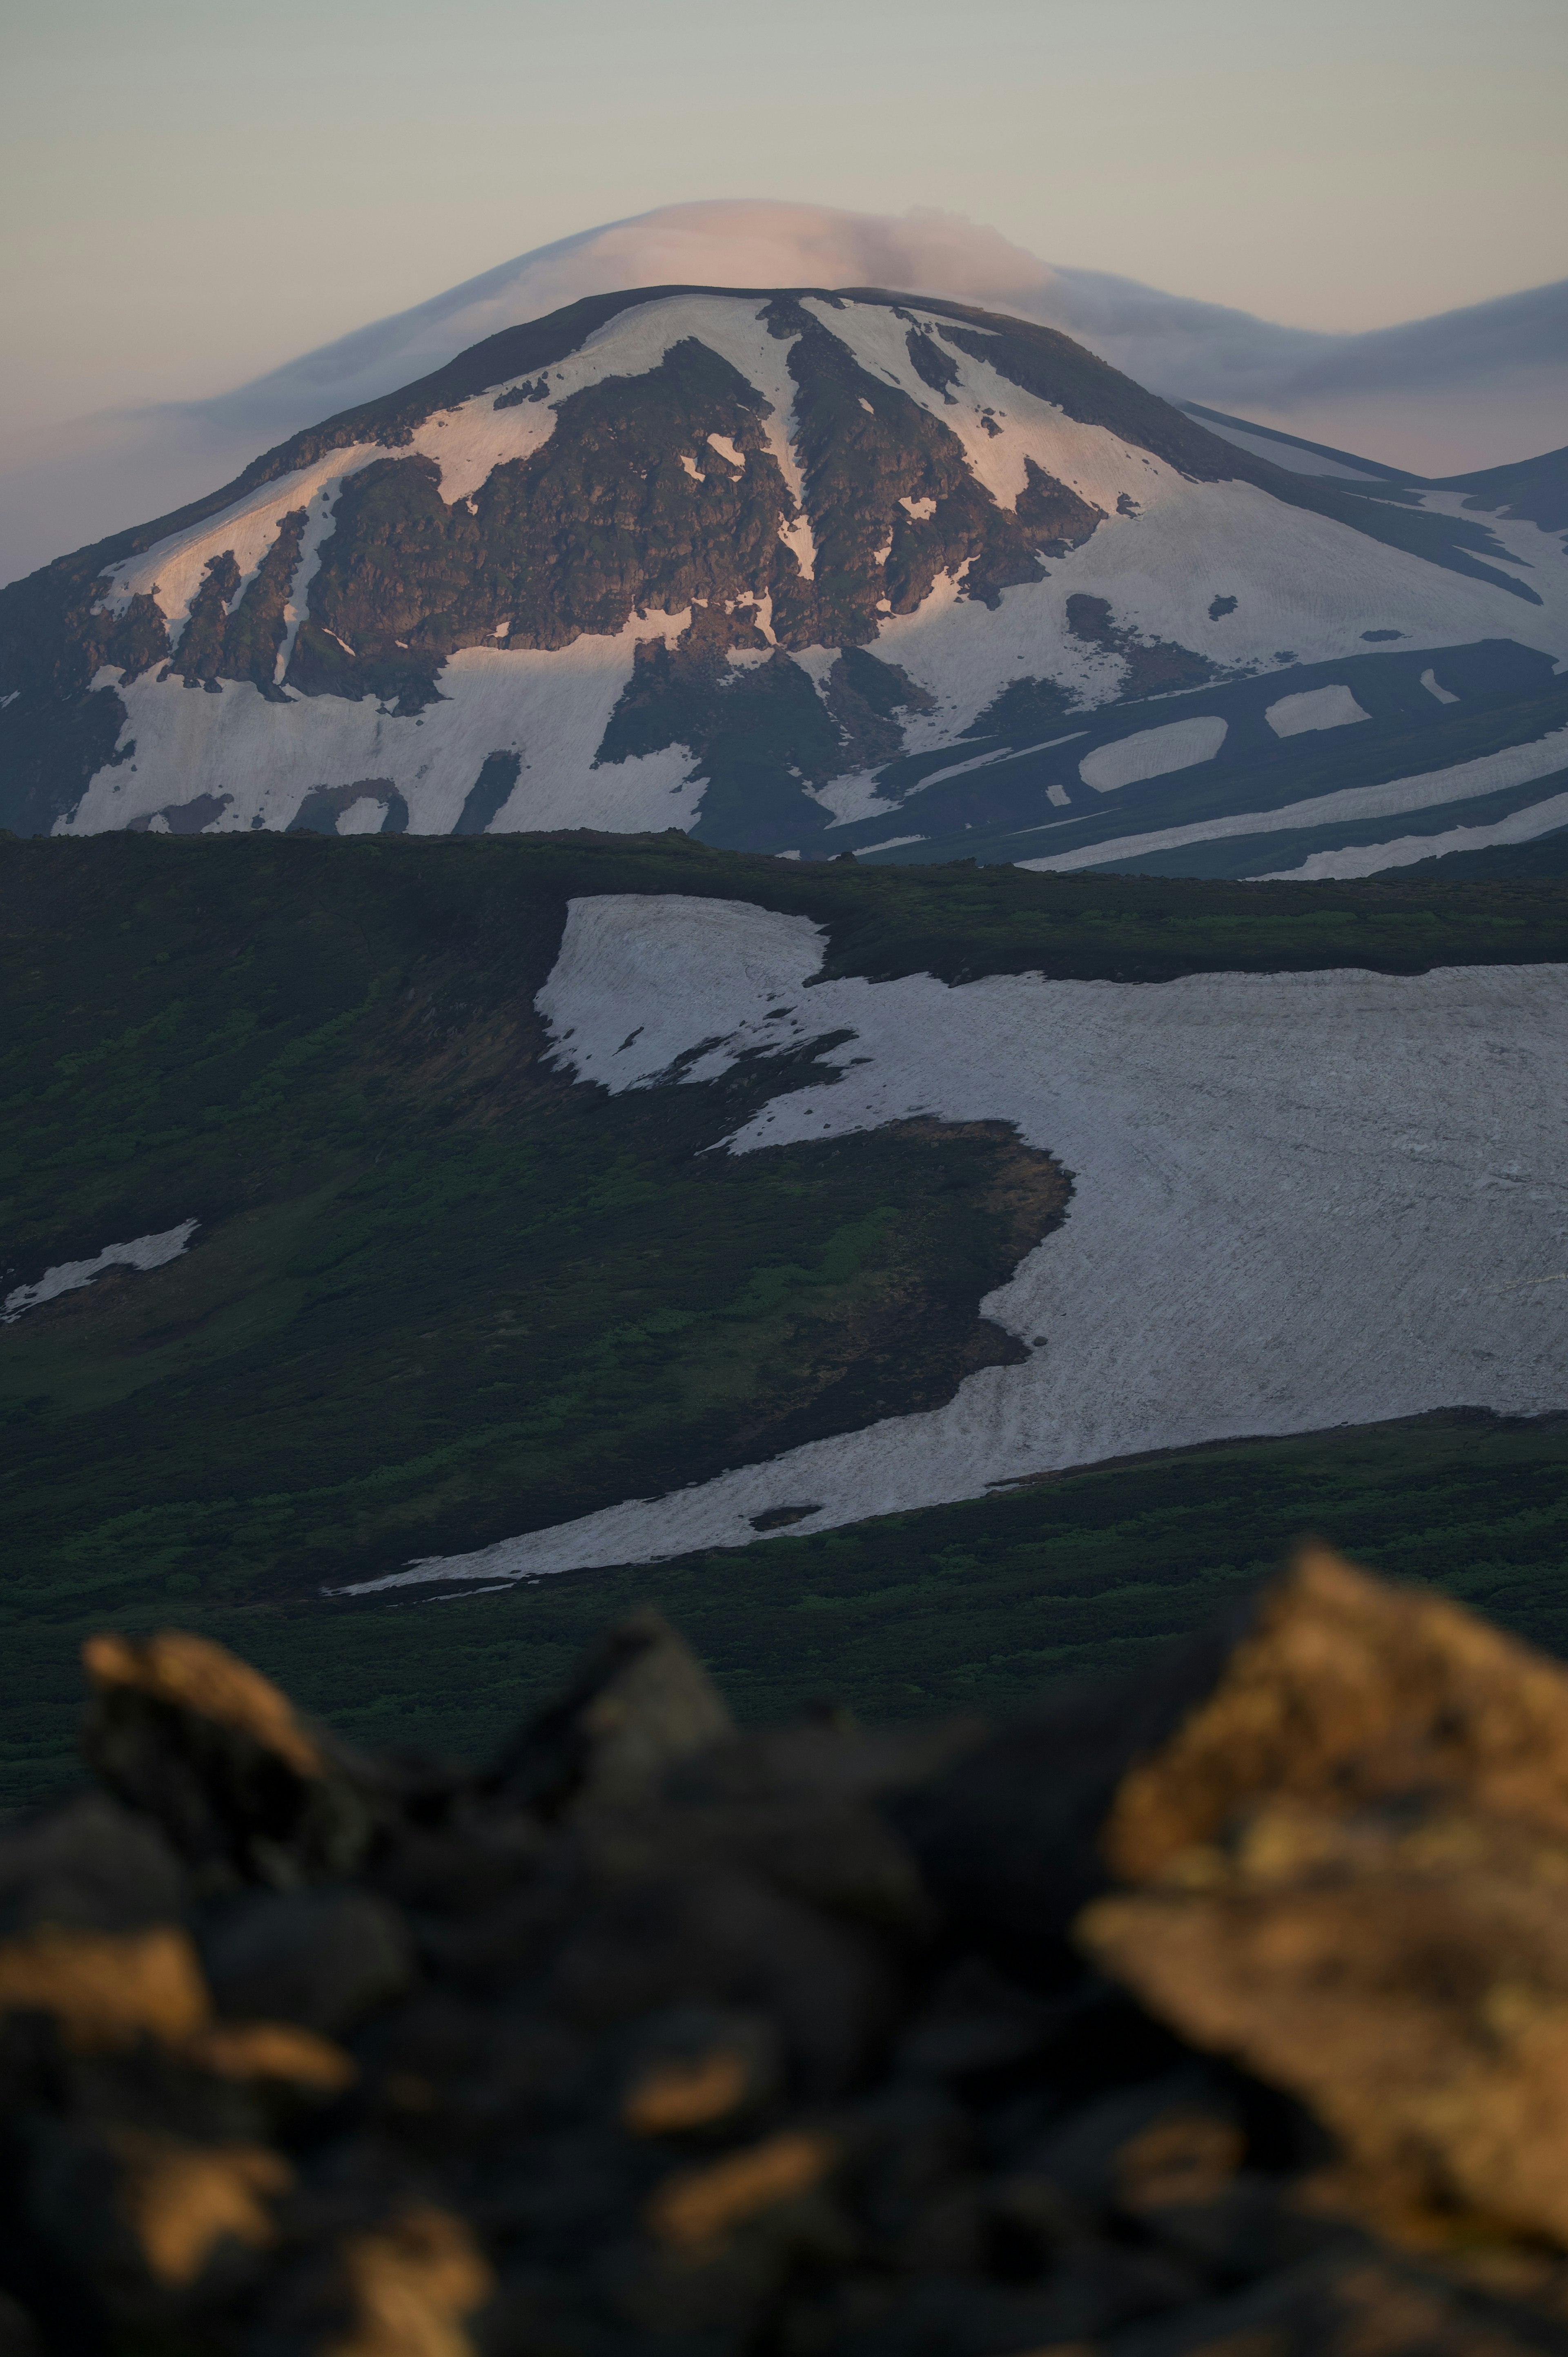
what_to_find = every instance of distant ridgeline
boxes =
[2,830,1566,1804]
[2,284,1566,880]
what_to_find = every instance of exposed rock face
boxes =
[9,1562,1568,2352]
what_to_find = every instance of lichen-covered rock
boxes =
[1072,1548,1568,2250]
[1099,1541,1568,1876]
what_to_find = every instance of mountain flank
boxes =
[3,286,1564,878]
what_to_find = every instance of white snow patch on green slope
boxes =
[347,895,1568,1591]
[3,1220,198,1324]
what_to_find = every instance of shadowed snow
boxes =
[1079,716,1228,791]
[1021,722,1568,875]
[1265,684,1372,737]
[1256,792,1568,880]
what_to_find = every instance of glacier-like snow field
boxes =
[350,896,1568,1592]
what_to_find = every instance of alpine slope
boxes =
[3,284,1565,881]
[349,890,1568,1589]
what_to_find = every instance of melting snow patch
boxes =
[4,1220,198,1324]
[1079,716,1228,792]
[1266,685,1370,737]
[911,734,1085,794]
[334,796,390,835]
[1022,724,1568,875]
[1253,789,1568,881]
[343,896,1568,1593]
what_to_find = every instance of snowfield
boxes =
[347,896,1568,1592]
[68,622,709,838]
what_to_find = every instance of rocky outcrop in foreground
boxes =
[6,1547,1568,2354]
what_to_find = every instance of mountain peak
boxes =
[2,285,1565,881]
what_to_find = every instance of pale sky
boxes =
[3,0,1565,441]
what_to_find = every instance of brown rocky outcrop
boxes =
[8,1568,1568,2353]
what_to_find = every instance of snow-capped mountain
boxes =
[4,283,1566,880]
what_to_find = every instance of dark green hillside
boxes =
[6,1409,1566,1810]
[3,831,1567,1805]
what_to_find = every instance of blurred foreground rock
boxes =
[7,1558,1568,2352]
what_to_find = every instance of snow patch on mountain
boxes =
[1020,723,1568,874]
[43,292,1568,849]
[1265,684,1372,736]
[347,895,1568,1590]
[413,393,559,507]
[1256,792,1568,881]
[98,447,382,640]
[3,1220,198,1324]
[62,617,707,837]
[1079,716,1228,792]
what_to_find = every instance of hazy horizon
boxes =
[1,0,1564,580]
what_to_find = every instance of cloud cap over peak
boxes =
[3,200,1563,586]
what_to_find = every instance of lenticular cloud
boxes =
[140,195,1568,462]
[195,203,1061,438]
[3,198,1564,587]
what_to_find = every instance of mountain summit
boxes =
[4,285,1566,878]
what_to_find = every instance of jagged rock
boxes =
[885,1605,1254,1980]
[325,2205,494,2357]
[620,2005,783,2138]
[549,1865,900,2099]
[1081,2250,1560,2356]
[486,1610,736,1817]
[9,1565,1568,2355]
[1098,1541,1568,1876]
[79,1630,382,1888]
[1070,1548,1568,2248]
[0,1920,210,2053]
[1081,1791,1568,2248]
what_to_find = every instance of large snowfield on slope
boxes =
[63,293,1568,843]
[350,896,1568,1592]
